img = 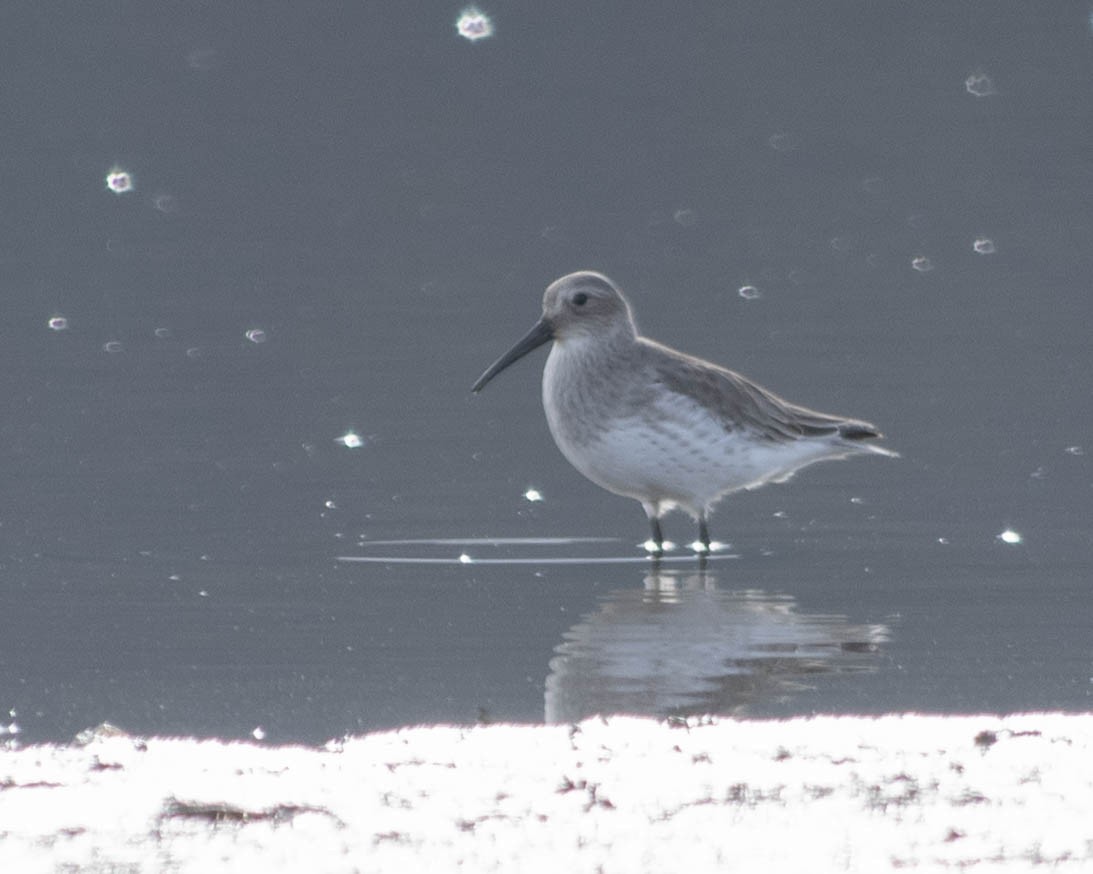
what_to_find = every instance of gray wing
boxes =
[639,339,882,444]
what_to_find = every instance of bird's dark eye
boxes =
[573,292,588,307]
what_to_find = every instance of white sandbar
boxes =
[1,713,1090,872]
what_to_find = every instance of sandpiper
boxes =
[472,271,894,557]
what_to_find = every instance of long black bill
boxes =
[471,317,553,393]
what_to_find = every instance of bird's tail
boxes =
[838,422,900,458]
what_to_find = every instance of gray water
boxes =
[1,2,1090,744]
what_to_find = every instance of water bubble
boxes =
[972,237,996,254]
[186,47,220,72]
[336,431,364,449]
[154,327,171,339]
[524,488,543,502]
[1065,445,1084,456]
[456,6,494,41]
[48,315,68,331]
[737,285,762,300]
[767,133,798,152]
[185,347,203,359]
[105,167,134,195]
[152,193,178,214]
[245,328,267,344]
[911,256,933,272]
[997,529,1022,545]
[324,499,337,510]
[672,208,698,227]
[965,72,996,97]
[102,340,123,353]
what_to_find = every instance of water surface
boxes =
[1,1,1090,744]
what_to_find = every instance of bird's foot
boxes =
[642,539,674,558]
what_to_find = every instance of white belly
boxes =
[544,360,855,517]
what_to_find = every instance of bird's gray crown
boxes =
[541,271,637,341]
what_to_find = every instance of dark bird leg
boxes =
[698,516,711,554]
[648,515,664,559]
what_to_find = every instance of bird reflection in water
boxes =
[545,571,887,724]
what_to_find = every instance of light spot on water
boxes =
[911,256,934,272]
[325,499,337,510]
[154,327,171,339]
[1065,445,1083,456]
[185,347,203,359]
[458,552,473,564]
[186,47,220,71]
[456,6,493,41]
[973,237,996,254]
[965,72,996,97]
[152,193,178,214]
[105,167,134,194]
[524,488,543,502]
[102,340,123,353]
[997,529,1022,545]
[937,537,949,545]
[336,431,364,449]
[48,315,68,331]
[245,328,267,344]
[738,285,762,300]
[850,496,864,505]
[251,726,266,741]
[673,208,698,227]
[767,132,797,152]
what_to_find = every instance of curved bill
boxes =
[471,317,553,392]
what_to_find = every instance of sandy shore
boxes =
[2,713,1090,872]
